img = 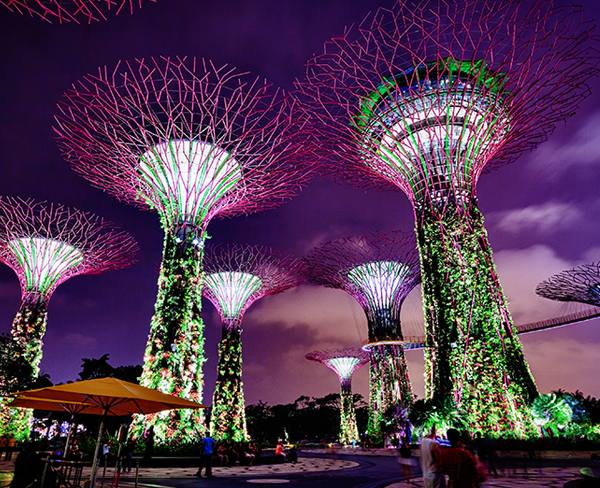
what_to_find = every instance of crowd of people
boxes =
[418,428,495,488]
[194,435,266,478]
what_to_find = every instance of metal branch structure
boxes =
[1,0,154,23]
[297,0,599,436]
[203,244,307,442]
[536,263,600,307]
[54,56,311,442]
[0,197,137,441]
[307,230,420,440]
[306,348,369,445]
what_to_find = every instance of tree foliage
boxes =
[532,390,593,437]
[246,394,368,444]
[409,395,468,438]
[78,353,142,384]
[0,332,36,394]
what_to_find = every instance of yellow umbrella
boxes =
[11,377,208,487]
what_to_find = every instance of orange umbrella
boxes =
[12,377,208,414]
[7,397,90,413]
[11,377,208,487]
[7,397,92,460]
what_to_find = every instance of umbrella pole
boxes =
[40,455,51,488]
[90,407,108,488]
[63,413,75,460]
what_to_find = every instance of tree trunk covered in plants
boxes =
[339,379,359,445]
[416,199,538,436]
[11,297,49,378]
[132,231,206,443]
[367,344,412,441]
[0,298,48,441]
[210,325,249,442]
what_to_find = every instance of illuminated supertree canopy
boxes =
[203,244,307,442]
[0,197,137,441]
[306,348,369,445]
[536,263,600,307]
[0,0,155,23]
[307,230,420,440]
[54,56,311,443]
[297,0,599,437]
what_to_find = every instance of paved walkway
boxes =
[385,466,585,488]
[0,450,595,487]
[309,447,595,487]
[0,456,359,485]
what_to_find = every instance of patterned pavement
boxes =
[385,466,586,488]
[1,449,596,487]
[0,456,359,486]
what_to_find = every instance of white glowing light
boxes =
[204,271,262,320]
[8,237,84,294]
[138,139,244,223]
[360,82,510,203]
[379,97,502,170]
[347,261,410,310]
[326,356,364,381]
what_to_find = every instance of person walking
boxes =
[440,429,477,488]
[122,439,136,472]
[399,437,414,483]
[101,441,111,466]
[144,426,155,463]
[420,428,446,488]
[195,434,216,478]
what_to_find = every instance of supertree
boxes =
[1,0,154,23]
[296,0,599,436]
[0,197,137,441]
[536,263,600,307]
[307,230,421,440]
[202,244,307,442]
[54,57,311,442]
[306,348,369,445]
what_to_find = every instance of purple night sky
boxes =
[1,0,600,407]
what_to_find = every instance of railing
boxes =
[391,306,600,349]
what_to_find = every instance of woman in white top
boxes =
[420,428,446,488]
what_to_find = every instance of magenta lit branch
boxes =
[0,197,137,441]
[0,0,155,23]
[537,263,600,308]
[297,0,599,436]
[203,243,307,442]
[307,230,421,441]
[54,56,312,442]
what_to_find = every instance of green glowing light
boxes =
[130,231,206,443]
[138,139,244,226]
[355,60,510,207]
[418,204,537,436]
[348,261,410,312]
[326,357,363,382]
[7,238,83,296]
[203,271,262,323]
[209,329,248,442]
[307,350,367,445]
[367,344,412,441]
[339,379,360,445]
[351,59,536,437]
